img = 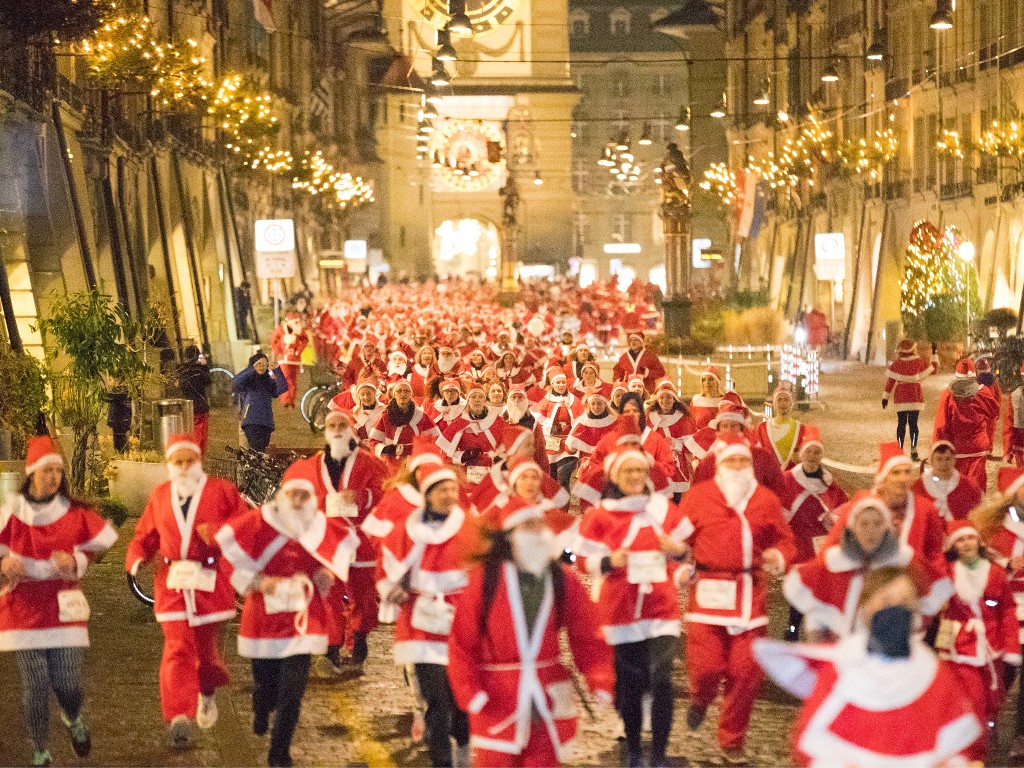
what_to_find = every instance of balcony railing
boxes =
[939,180,973,200]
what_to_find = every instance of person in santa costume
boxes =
[612,332,666,395]
[563,342,596,383]
[215,463,358,768]
[387,349,412,381]
[448,497,615,767]
[775,431,848,640]
[564,390,618,483]
[534,372,582,490]
[269,312,308,408]
[882,339,938,460]
[755,566,982,767]
[936,519,1021,761]
[440,384,509,482]
[570,361,611,400]
[340,339,387,389]
[461,349,491,383]
[690,400,785,497]
[673,433,795,765]
[647,380,696,491]
[470,427,567,515]
[436,344,462,379]
[367,379,441,472]
[1005,362,1024,468]
[494,351,534,391]
[0,436,117,767]
[911,440,983,521]
[487,382,508,409]
[933,357,1000,490]
[410,345,441,403]
[501,385,550,471]
[688,366,724,430]
[345,379,386,443]
[288,409,388,671]
[427,378,467,432]
[752,384,810,471]
[576,444,687,768]
[375,461,473,767]
[125,434,248,748]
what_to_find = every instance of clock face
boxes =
[429,119,505,192]
[416,0,519,36]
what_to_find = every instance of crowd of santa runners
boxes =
[4,278,1024,768]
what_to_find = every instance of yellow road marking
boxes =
[326,687,395,768]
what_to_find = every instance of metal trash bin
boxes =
[155,398,194,448]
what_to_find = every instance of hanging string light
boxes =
[699,162,739,207]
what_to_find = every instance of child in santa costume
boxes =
[936,519,1021,761]
[612,332,666,394]
[448,497,615,767]
[375,461,473,767]
[0,437,117,767]
[125,434,248,748]
[576,445,688,768]
[882,339,938,460]
[752,384,810,471]
[534,372,583,490]
[367,379,441,472]
[911,440,983,521]
[215,464,358,768]
[755,567,982,767]
[775,430,848,639]
[287,409,387,670]
[269,312,308,408]
[674,433,795,765]
[688,366,723,429]
[440,384,509,481]
[933,357,1000,490]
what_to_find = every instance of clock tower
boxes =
[378,0,577,279]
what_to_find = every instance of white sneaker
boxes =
[196,693,218,730]
[169,715,193,749]
[452,742,471,768]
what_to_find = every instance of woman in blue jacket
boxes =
[233,352,288,451]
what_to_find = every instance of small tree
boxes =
[900,221,978,342]
[0,348,48,456]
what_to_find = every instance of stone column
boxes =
[660,142,692,341]
[497,171,520,307]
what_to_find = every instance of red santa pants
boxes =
[473,722,559,767]
[955,455,988,492]
[685,622,765,750]
[193,412,209,453]
[159,620,230,722]
[944,660,1004,761]
[326,566,379,647]
[279,363,300,406]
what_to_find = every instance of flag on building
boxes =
[254,0,276,33]
[735,169,758,238]
[309,74,333,118]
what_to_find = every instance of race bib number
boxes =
[326,491,358,519]
[935,619,960,651]
[695,578,738,611]
[167,560,217,592]
[546,680,577,719]
[466,466,488,484]
[811,536,827,554]
[263,578,311,615]
[545,435,563,452]
[627,551,668,584]
[57,590,91,623]
[411,594,455,636]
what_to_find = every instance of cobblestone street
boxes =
[0,361,1015,767]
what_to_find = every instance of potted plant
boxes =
[105,442,168,520]
[0,346,48,503]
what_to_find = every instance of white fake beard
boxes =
[438,355,458,373]
[511,528,556,576]
[328,429,357,461]
[169,463,204,499]
[388,361,407,376]
[505,400,529,423]
[715,466,756,509]
[276,496,319,538]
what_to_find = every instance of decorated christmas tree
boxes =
[900,221,977,342]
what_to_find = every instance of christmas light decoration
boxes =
[834,128,899,179]
[699,162,739,207]
[977,119,1024,160]
[936,129,964,159]
[291,151,374,210]
[900,220,969,319]
[247,147,293,173]
[207,74,279,161]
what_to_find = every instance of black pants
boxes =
[414,663,468,767]
[244,424,273,452]
[896,410,920,450]
[252,654,311,767]
[551,456,578,491]
[613,635,676,759]
[112,428,130,453]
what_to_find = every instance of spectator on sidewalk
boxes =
[105,380,133,454]
[234,282,253,340]
[233,353,288,452]
[176,345,212,452]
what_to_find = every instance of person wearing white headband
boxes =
[535,370,582,490]
[910,440,982,522]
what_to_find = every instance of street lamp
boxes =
[710,92,727,119]
[821,62,840,83]
[436,28,458,62]
[674,106,691,131]
[448,0,473,36]
[930,1,954,30]
[753,77,770,106]
[959,240,975,346]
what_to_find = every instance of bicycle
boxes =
[208,366,236,408]
[301,380,341,432]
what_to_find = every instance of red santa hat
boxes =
[944,518,981,551]
[440,377,462,393]
[896,339,918,358]
[846,495,892,528]
[409,434,446,473]
[701,365,722,383]
[709,400,750,429]
[580,361,600,376]
[420,464,458,493]
[998,466,1024,498]
[25,435,64,476]
[712,432,752,462]
[975,356,992,374]
[323,407,353,428]
[389,349,408,362]
[954,357,976,380]
[497,425,531,458]
[495,495,545,531]
[548,371,568,386]
[626,374,646,391]
[582,388,609,409]
[603,444,651,480]
[387,377,413,394]
[507,455,543,490]
[610,383,627,401]
[627,331,645,345]
[772,381,795,401]
[164,433,202,461]
[799,425,823,456]
[929,440,956,457]
[654,379,678,398]
[573,342,590,354]
[507,383,528,398]
[279,461,316,496]
[464,381,486,395]
[875,441,912,484]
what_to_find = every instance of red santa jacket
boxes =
[937,558,1021,667]
[340,353,386,389]
[911,469,982,522]
[409,363,440,403]
[778,466,849,564]
[215,502,358,658]
[692,445,786,498]
[126,475,248,626]
[783,540,915,636]
[0,495,117,651]
[753,418,811,472]
[533,393,582,463]
[448,562,615,761]
[573,428,675,508]
[577,494,684,645]
[933,384,1000,457]
[688,395,722,430]
[675,479,795,630]
[564,410,617,458]
[376,504,472,665]
[754,636,981,767]
[270,324,308,366]
[882,350,937,411]
[366,405,440,465]
[469,463,569,515]
[440,408,508,469]
[648,409,696,471]
[425,398,466,433]
[985,515,1024,643]
[611,348,666,393]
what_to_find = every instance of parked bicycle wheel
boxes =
[308,388,334,432]
[300,384,330,426]
[209,367,235,408]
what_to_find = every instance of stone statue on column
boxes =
[659,142,692,341]
[497,170,520,305]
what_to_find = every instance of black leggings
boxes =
[613,635,677,760]
[896,410,920,450]
[243,424,273,452]
[414,663,468,767]
[252,654,311,767]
